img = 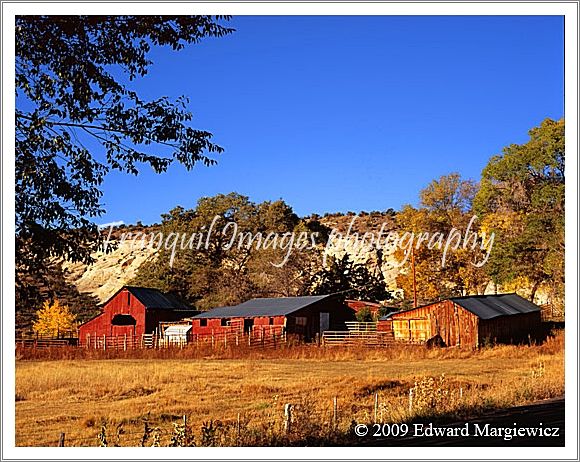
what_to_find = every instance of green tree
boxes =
[355,306,374,322]
[308,254,391,302]
[16,16,233,308]
[474,118,564,303]
[131,193,320,308]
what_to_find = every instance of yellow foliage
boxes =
[32,299,77,337]
[479,211,524,236]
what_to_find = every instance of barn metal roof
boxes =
[125,286,192,310]
[193,295,332,319]
[450,293,541,320]
[381,293,540,321]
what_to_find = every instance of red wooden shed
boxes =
[78,286,197,342]
[191,294,356,341]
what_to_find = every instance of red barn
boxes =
[377,293,542,348]
[78,286,196,342]
[191,294,356,341]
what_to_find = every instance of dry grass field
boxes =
[15,332,564,446]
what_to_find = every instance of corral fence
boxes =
[74,325,288,350]
[187,325,287,349]
[16,338,78,349]
[540,303,565,322]
[18,323,407,350]
[322,322,395,347]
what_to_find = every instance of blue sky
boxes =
[99,15,564,225]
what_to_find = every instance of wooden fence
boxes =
[16,338,76,349]
[188,325,286,349]
[18,324,396,349]
[79,333,145,350]
[322,322,395,347]
[540,303,565,322]
[321,330,394,347]
[77,326,287,350]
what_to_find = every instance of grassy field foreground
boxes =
[15,332,564,446]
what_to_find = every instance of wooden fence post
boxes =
[409,389,413,413]
[58,432,65,447]
[284,404,293,434]
[103,334,106,351]
[333,396,338,429]
[87,334,90,349]
[124,334,127,351]
[374,392,379,423]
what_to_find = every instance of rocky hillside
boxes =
[62,213,554,309]
[63,214,402,303]
[63,239,158,303]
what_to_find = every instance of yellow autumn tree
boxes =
[395,174,490,304]
[32,299,77,338]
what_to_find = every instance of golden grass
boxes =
[15,331,564,446]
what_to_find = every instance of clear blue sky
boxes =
[99,15,564,226]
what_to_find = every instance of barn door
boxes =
[111,314,136,338]
[410,319,429,342]
[319,312,330,333]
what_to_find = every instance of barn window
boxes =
[200,319,207,327]
[269,317,274,325]
[295,317,307,326]
[221,318,228,327]
[127,292,131,306]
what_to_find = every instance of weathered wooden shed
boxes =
[191,294,356,341]
[78,286,197,342]
[378,293,542,348]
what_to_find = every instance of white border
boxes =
[2,2,578,461]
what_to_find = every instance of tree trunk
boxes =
[530,280,542,303]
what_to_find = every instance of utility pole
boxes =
[411,247,418,308]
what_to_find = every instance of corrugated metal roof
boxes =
[450,293,540,320]
[381,294,540,321]
[193,295,332,319]
[125,286,192,310]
